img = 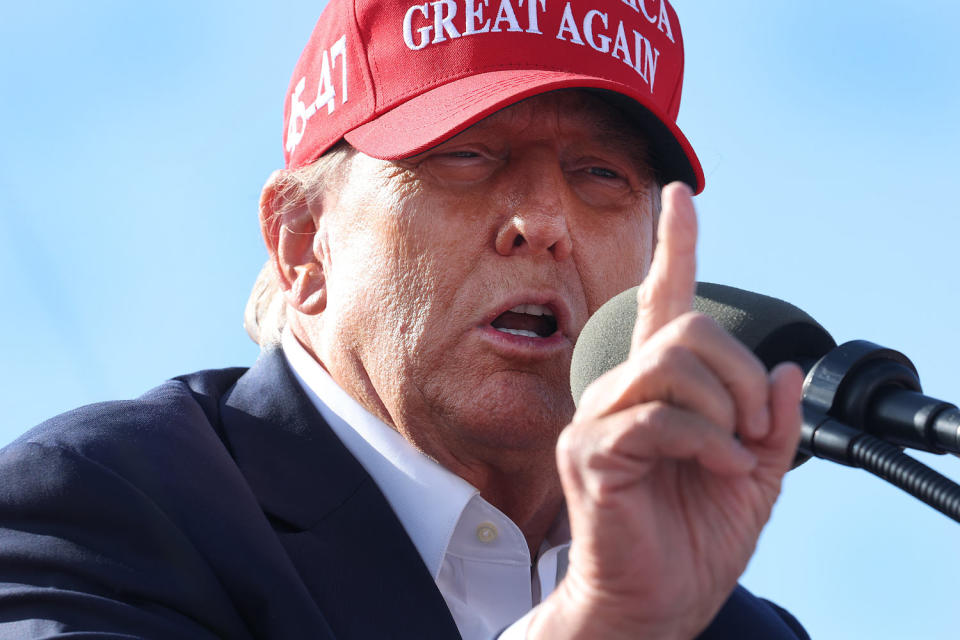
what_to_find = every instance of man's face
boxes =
[312,91,656,463]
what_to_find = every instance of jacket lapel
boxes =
[220,348,461,639]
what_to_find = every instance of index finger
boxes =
[631,182,699,352]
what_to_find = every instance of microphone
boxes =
[571,282,834,405]
[570,282,960,522]
[570,282,960,458]
[571,282,827,469]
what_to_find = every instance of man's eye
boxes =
[420,149,499,185]
[587,167,620,179]
[434,150,484,161]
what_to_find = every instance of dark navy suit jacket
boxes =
[0,349,808,638]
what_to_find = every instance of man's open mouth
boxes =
[490,304,558,338]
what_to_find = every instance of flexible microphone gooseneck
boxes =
[570,282,960,523]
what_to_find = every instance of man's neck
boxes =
[291,320,567,556]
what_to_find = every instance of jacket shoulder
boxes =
[9,364,248,458]
[0,365,275,639]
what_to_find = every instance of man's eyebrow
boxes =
[588,118,655,178]
[450,107,655,176]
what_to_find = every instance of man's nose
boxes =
[494,155,573,260]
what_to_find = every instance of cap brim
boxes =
[344,69,704,194]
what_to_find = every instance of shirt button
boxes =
[476,522,498,543]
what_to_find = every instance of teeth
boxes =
[496,328,540,338]
[508,304,554,317]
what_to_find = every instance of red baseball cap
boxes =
[283,0,704,194]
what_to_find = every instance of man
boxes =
[0,1,807,638]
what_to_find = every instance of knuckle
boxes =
[559,419,617,480]
[746,352,769,379]
[636,281,658,309]
[555,425,586,478]
[731,352,768,393]
[654,343,695,375]
[555,424,578,459]
[556,421,589,463]
[717,395,738,429]
[577,383,602,413]
[577,363,627,415]
[675,311,716,336]
[636,401,672,433]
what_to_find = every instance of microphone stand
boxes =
[801,407,960,523]
[799,340,960,524]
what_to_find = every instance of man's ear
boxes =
[259,170,327,315]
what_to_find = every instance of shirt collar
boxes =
[281,329,478,579]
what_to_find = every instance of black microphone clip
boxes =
[803,339,960,456]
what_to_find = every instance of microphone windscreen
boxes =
[570,286,637,408]
[570,282,837,407]
[692,282,836,372]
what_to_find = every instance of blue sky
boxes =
[2,1,958,638]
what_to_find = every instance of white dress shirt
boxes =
[281,330,569,640]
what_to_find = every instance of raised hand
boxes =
[530,182,804,640]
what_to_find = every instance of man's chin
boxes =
[450,382,574,452]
